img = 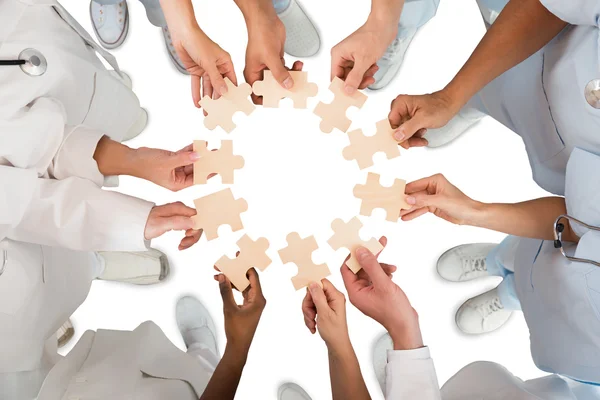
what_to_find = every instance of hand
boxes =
[171,27,237,107]
[331,19,396,94]
[132,144,199,192]
[144,202,203,249]
[244,14,303,104]
[402,173,482,225]
[341,239,423,350]
[389,90,460,149]
[302,279,350,349]
[217,269,266,355]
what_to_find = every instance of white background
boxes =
[60,0,551,398]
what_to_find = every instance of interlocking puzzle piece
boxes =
[199,78,255,133]
[313,77,368,134]
[327,217,384,274]
[215,234,271,291]
[353,172,411,222]
[252,70,318,109]
[343,119,401,170]
[278,233,331,290]
[193,140,245,185]
[192,188,248,240]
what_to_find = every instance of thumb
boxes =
[411,191,439,209]
[355,247,389,287]
[158,215,194,234]
[394,114,430,142]
[171,151,200,168]
[218,275,237,310]
[267,56,294,90]
[344,59,370,94]
[308,281,329,314]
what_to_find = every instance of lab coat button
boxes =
[585,79,600,109]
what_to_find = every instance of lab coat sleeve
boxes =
[539,0,600,27]
[0,166,153,251]
[385,347,442,400]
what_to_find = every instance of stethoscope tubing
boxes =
[0,60,26,66]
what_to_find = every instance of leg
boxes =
[96,248,170,285]
[370,0,441,90]
[177,296,220,371]
[275,0,321,57]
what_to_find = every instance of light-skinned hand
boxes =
[216,269,266,355]
[389,90,460,149]
[401,173,482,224]
[144,202,202,250]
[341,239,423,350]
[133,144,199,192]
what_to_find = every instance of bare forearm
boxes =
[199,347,247,400]
[328,342,371,400]
[93,136,137,177]
[369,0,404,26]
[445,0,567,107]
[468,197,577,242]
[235,0,278,26]
[160,0,200,35]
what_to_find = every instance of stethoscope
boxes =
[554,214,600,267]
[0,48,47,77]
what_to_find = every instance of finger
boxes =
[364,64,379,78]
[192,75,201,108]
[401,207,430,222]
[290,60,304,72]
[330,51,347,81]
[159,215,195,233]
[380,263,397,277]
[355,247,390,287]
[202,74,214,103]
[405,175,439,194]
[222,64,238,86]
[171,150,200,168]
[307,281,330,313]
[378,236,388,249]
[321,279,345,311]
[246,268,264,298]
[267,56,294,89]
[344,59,371,94]
[156,202,197,218]
[358,76,376,90]
[205,64,228,96]
[340,262,360,289]
[218,274,237,310]
[396,114,430,143]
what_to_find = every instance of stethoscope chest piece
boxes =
[585,79,600,109]
[19,48,47,77]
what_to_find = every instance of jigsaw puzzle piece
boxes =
[215,234,271,291]
[342,119,400,169]
[199,78,255,133]
[313,77,367,133]
[252,71,318,109]
[192,188,248,240]
[353,173,411,222]
[327,217,383,273]
[193,140,245,185]
[279,233,331,290]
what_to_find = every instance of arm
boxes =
[388,0,567,146]
[159,0,236,106]
[402,174,578,242]
[302,280,371,400]
[200,269,266,400]
[341,245,442,400]
[330,0,404,93]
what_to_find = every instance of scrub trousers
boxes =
[486,236,522,311]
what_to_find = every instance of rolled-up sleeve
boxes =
[539,0,600,26]
[386,347,442,400]
[0,166,153,251]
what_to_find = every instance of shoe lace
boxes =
[475,296,504,319]
[462,256,487,274]
[381,38,403,62]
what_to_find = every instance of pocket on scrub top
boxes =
[82,72,142,142]
[0,243,43,316]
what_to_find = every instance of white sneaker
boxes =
[369,28,417,90]
[437,243,497,282]
[176,296,218,357]
[372,333,393,394]
[161,26,188,74]
[90,0,129,50]
[56,319,74,348]
[456,287,512,334]
[97,248,169,285]
[277,0,320,57]
[423,108,485,148]
[122,108,148,142]
[278,383,312,400]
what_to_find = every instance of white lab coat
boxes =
[35,322,215,400]
[384,347,600,399]
[468,0,600,196]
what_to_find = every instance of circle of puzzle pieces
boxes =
[278,233,331,290]
[353,172,411,222]
[327,217,383,274]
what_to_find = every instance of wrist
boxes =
[160,0,199,35]
[93,136,137,177]
[326,334,353,357]
[386,312,424,351]
[463,200,491,228]
[441,82,472,113]
[236,0,278,28]
[223,344,249,367]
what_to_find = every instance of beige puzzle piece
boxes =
[199,78,255,133]
[313,77,368,133]
[193,140,245,185]
[215,234,272,292]
[343,119,401,170]
[278,233,331,291]
[353,172,411,222]
[192,188,248,240]
[252,70,318,109]
[327,217,384,274]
